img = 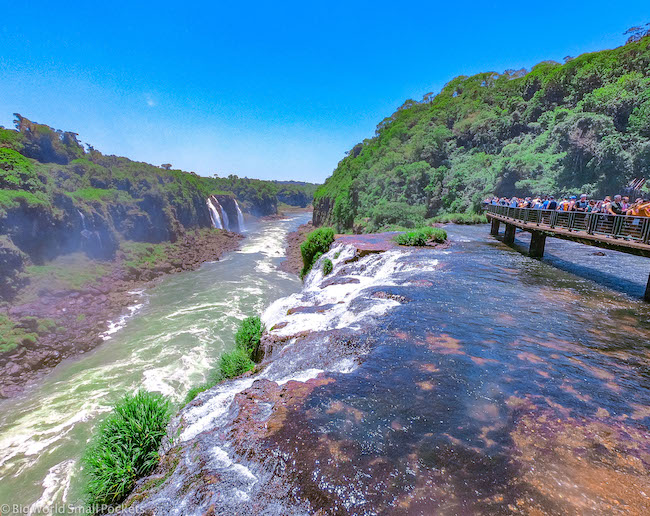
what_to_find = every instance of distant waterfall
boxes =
[221,205,230,231]
[77,210,87,230]
[207,197,223,229]
[235,200,245,232]
[78,208,103,249]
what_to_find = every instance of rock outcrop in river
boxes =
[122,227,650,515]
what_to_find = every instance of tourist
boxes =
[558,197,570,211]
[575,194,589,212]
[608,195,624,215]
[586,200,598,213]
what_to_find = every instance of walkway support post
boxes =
[645,273,650,302]
[490,218,501,236]
[504,224,516,245]
[529,231,546,258]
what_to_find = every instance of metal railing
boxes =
[486,204,650,245]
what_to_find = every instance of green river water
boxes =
[0,212,310,513]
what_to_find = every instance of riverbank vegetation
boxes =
[0,114,318,303]
[394,227,447,246]
[83,390,170,510]
[300,227,335,279]
[313,35,650,232]
[184,315,265,404]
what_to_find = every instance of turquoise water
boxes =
[0,213,310,512]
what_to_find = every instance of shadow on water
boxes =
[491,230,650,300]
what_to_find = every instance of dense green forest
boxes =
[314,35,650,232]
[0,115,317,219]
[0,116,317,298]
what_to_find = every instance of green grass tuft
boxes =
[322,258,333,275]
[234,316,264,356]
[300,227,335,279]
[183,384,211,405]
[0,313,38,354]
[219,348,255,379]
[393,227,447,246]
[82,390,170,510]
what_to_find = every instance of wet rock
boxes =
[320,277,360,288]
[279,221,313,275]
[371,291,409,303]
[286,304,337,315]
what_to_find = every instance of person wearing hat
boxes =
[575,194,589,212]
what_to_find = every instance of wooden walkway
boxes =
[485,205,650,299]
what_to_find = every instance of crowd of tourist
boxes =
[485,194,650,217]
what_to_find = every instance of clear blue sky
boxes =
[1,1,648,183]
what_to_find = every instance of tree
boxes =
[160,163,172,170]
[624,24,650,44]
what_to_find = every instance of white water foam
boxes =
[262,244,425,337]
[235,200,246,232]
[29,459,75,512]
[180,243,420,443]
[207,196,225,229]
[101,291,146,341]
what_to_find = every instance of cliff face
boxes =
[313,37,650,231]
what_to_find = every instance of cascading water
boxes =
[206,197,223,229]
[77,210,87,230]
[235,200,245,232]
[221,204,230,231]
[0,212,312,512]
[78,209,102,250]
[122,226,650,515]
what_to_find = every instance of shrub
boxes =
[322,258,333,275]
[83,390,170,509]
[219,348,255,379]
[367,201,427,231]
[429,212,487,224]
[0,148,44,191]
[393,227,447,246]
[300,227,335,279]
[235,316,264,356]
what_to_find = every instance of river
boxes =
[0,212,311,512]
[2,221,650,514]
[125,224,650,515]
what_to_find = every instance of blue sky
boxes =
[1,2,648,183]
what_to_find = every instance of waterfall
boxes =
[221,204,230,231]
[78,209,94,241]
[78,208,103,251]
[207,197,223,229]
[77,210,87,230]
[235,200,245,232]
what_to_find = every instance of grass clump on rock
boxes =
[235,316,264,356]
[322,258,333,276]
[82,390,170,509]
[394,227,447,246]
[300,227,335,279]
[184,315,265,405]
[218,347,255,379]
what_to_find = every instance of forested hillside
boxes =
[0,116,317,298]
[314,36,650,232]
